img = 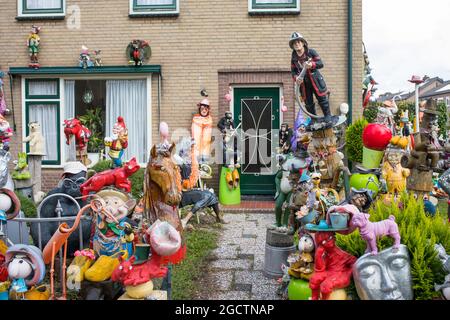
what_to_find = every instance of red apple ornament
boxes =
[362,124,392,151]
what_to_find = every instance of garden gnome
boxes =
[192,95,213,164]
[290,32,332,126]
[104,116,128,168]
[23,122,45,155]
[0,116,13,152]
[0,71,10,116]
[382,144,410,198]
[27,25,41,69]
[309,232,357,300]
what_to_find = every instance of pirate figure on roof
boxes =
[290,32,339,130]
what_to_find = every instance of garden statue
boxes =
[291,170,319,227]
[434,243,450,273]
[63,118,92,166]
[104,116,129,168]
[290,32,332,128]
[0,116,12,152]
[0,188,21,237]
[217,111,240,184]
[92,50,103,67]
[381,144,410,198]
[342,188,374,213]
[435,275,450,300]
[126,40,151,66]
[30,162,90,256]
[288,233,315,280]
[80,157,140,198]
[192,95,213,164]
[27,25,41,69]
[351,210,401,255]
[0,71,10,116]
[353,245,413,300]
[79,45,94,69]
[12,152,32,180]
[376,99,398,135]
[90,189,137,257]
[23,122,45,155]
[279,123,293,154]
[291,109,311,155]
[0,151,14,190]
[309,231,357,300]
[5,244,46,299]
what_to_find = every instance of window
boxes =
[18,0,65,18]
[26,79,59,99]
[129,0,179,16]
[248,0,300,14]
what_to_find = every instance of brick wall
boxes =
[0,0,363,192]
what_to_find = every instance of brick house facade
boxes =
[0,0,363,194]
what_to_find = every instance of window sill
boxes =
[129,12,179,18]
[16,15,65,21]
[248,10,300,15]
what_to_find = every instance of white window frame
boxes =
[22,75,152,169]
[18,0,66,18]
[129,0,179,16]
[248,0,300,14]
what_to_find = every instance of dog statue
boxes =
[351,212,401,255]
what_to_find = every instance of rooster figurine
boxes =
[126,40,151,66]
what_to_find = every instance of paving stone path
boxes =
[198,213,281,300]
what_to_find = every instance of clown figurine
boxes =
[104,116,128,168]
[0,116,13,152]
[27,25,41,69]
[192,95,213,164]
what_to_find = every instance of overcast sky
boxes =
[363,0,450,97]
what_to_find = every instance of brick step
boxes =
[220,200,275,214]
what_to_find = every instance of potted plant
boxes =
[79,107,105,166]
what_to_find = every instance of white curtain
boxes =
[137,0,173,5]
[28,80,58,96]
[26,0,61,9]
[256,0,292,3]
[28,104,57,162]
[106,80,148,164]
[64,80,76,161]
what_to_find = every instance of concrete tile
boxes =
[210,271,234,291]
[210,259,252,270]
[234,270,276,286]
[212,291,251,300]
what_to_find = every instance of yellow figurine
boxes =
[382,147,410,197]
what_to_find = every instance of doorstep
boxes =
[219,200,275,214]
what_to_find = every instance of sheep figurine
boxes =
[23,122,45,155]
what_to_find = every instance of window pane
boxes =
[29,104,58,162]
[26,0,61,9]
[136,0,173,5]
[28,80,58,96]
[255,0,293,3]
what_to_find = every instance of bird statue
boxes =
[126,40,151,66]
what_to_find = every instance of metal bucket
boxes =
[264,243,297,279]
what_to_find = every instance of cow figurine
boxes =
[80,157,140,198]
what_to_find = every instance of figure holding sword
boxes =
[290,32,333,128]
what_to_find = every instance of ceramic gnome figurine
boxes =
[192,94,213,164]
[381,144,410,199]
[27,25,41,69]
[104,116,129,168]
[353,245,413,300]
[23,122,45,155]
[309,232,357,300]
[0,116,13,152]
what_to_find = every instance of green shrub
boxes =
[394,101,416,124]
[437,102,448,140]
[15,191,37,218]
[336,193,450,300]
[91,159,113,173]
[345,118,368,163]
[363,105,379,123]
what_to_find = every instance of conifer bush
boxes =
[336,192,450,300]
[345,118,368,164]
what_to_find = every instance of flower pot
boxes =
[362,146,384,169]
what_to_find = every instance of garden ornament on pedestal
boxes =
[104,116,129,168]
[63,118,92,166]
[80,157,140,198]
[78,45,94,69]
[126,40,151,66]
[27,25,41,69]
[192,96,213,164]
[351,210,401,255]
[23,122,45,156]
[361,123,393,169]
[353,245,413,300]
[0,115,13,152]
[309,232,357,300]
[0,72,10,116]
[381,145,410,200]
[5,245,45,300]
[12,152,32,180]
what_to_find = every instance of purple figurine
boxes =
[351,212,401,255]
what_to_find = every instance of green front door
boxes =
[234,87,280,195]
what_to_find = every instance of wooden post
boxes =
[28,154,43,198]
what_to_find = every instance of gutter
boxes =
[347,0,353,125]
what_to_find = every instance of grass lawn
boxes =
[171,224,220,300]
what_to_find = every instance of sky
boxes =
[363,0,450,97]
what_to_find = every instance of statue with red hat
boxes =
[104,116,129,168]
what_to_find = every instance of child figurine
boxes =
[27,25,41,69]
[0,71,9,116]
[104,116,128,168]
[0,116,13,152]
[192,94,213,164]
